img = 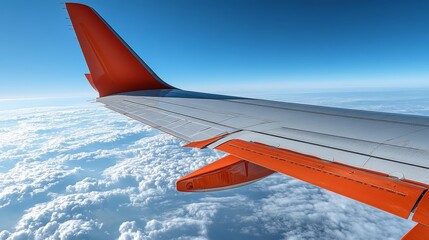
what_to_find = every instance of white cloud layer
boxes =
[1,90,428,239]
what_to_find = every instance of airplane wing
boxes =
[66,3,429,239]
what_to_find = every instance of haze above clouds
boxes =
[1,90,429,239]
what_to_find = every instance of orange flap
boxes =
[412,192,429,226]
[216,140,426,218]
[402,224,429,240]
[176,155,274,192]
[183,134,227,149]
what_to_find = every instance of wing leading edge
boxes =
[67,3,429,239]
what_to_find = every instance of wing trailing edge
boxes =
[216,139,426,218]
[186,137,429,238]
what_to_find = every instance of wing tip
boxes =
[67,2,174,97]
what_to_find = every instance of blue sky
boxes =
[0,0,429,98]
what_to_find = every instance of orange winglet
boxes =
[402,224,429,240]
[183,134,228,149]
[412,192,429,226]
[176,155,275,192]
[216,140,427,219]
[66,3,173,97]
[85,73,98,91]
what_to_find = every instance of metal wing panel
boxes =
[98,93,237,142]
[231,98,429,126]
[98,89,429,185]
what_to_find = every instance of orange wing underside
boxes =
[179,136,429,239]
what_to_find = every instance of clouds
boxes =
[13,191,125,239]
[118,221,144,240]
[236,176,412,240]
[0,92,426,239]
[0,101,225,239]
